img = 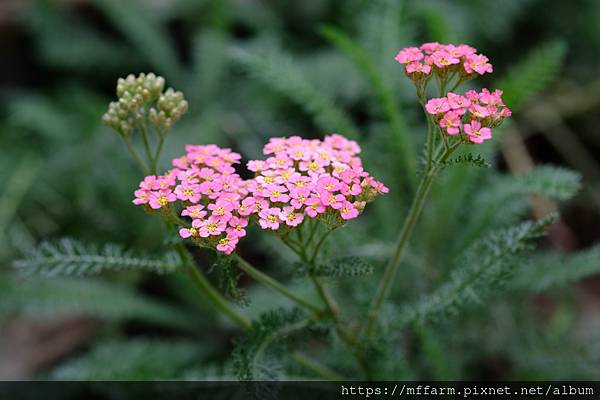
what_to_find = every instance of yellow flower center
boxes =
[267,215,277,223]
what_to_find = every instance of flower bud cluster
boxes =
[425,89,512,144]
[102,73,187,136]
[132,135,388,255]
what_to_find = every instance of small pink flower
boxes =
[463,120,492,144]
[181,205,207,219]
[469,104,491,119]
[430,51,460,68]
[420,42,442,54]
[394,47,424,64]
[258,207,282,230]
[446,92,471,110]
[216,234,239,255]
[266,154,293,169]
[265,184,290,203]
[198,217,227,237]
[208,199,234,221]
[247,160,267,172]
[179,227,199,239]
[227,216,248,238]
[305,197,326,218]
[463,53,493,75]
[174,182,201,202]
[133,189,150,205]
[279,206,305,227]
[339,202,359,220]
[148,190,176,209]
[425,98,451,115]
[316,175,341,192]
[289,187,311,209]
[406,61,431,74]
[438,111,462,136]
[321,192,346,209]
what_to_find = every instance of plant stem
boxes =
[154,134,166,170]
[309,228,334,264]
[139,120,155,171]
[232,253,323,316]
[121,136,149,174]
[291,351,347,380]
[175,244,252,330]
[364,143,459,336]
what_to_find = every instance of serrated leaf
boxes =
[14,238,181,277]
[443,153,490,168]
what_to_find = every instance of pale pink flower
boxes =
[258,207,282,230]
[420,42,442,54]
[425,98,451,115]
[305,197,326,218]
[208,199,234,221]
[280,206,305,227]
[174,182,201,202]
[431,51,460,68]
[265,184,290,203]
[148,190,176,209]
[446,92,471,110]
[394,47,424,64]
[339,202,359,220]
[216,234,239,255]
[406,61,432,75]
[463,53,493,75]
[198,217,227,237]
[320,192,346,209]
[181,205,206,219]
[463,120,492,144]
[133,189,150,205]
[316,175,341,192]
[179,227,199,239]
[226,217,248,238]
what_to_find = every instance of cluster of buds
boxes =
[131,135,389,255]
[426,89,512,144]
[395,42,493,82]
[102,73,187,136]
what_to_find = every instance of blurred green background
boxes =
[0,0,599,381]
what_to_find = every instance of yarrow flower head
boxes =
[425,89,511,144]
[132,135,389,255]
[394,42,493,81]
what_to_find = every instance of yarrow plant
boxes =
[81,41,519,380]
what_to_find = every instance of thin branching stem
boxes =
[121,136,149,174]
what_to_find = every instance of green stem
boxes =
[154,134,166,170]
[310,228,334,264]
[364,143,459,336]
[121,136,149,174]
[291,351,347,380]
[139,120,155,171]
[176,244,252,330]
[233,253,323,315]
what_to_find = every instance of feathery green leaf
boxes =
[498,41,567,111]
[14,238,181,277]
[231,47,360,139]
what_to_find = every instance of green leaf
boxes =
[397,214,557,326]
[0,275,192,330]
[232,308,310,382]
[14,238,181,277]
[296,256,374,278]
[320,25,416,186]
[231,47,360,139]
[51,339,206,379]
[498,41,567,111]
[442,153,490,168]
[514,245,600,292]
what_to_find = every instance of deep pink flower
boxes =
[198,217,227,237]
[446,92,471,111]
[438,111,462,136]
[406,61,432,75]
[464,54,493,75]
[181,205,206,219]
[226,216,248,238]
[305,197,326,218]
[463,120,492,144]
[216,234,239,254]
[431,51,460,68]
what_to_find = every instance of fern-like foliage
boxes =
[396,214,557,327]
[0,275,193,330]
[442,153,490,168]
[295,256,374,278]
[51,339,205,380]
[232,308,310,382]
[14,238,181,277]
[498,40,567,111]
[230,47,360,139]
[320,25,416,184]
[454,166,581,252]
[514,245,600,292]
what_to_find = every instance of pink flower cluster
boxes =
[132,144,248,254]
[425,89,512,144]
[245,135,389,231]
[132,135,388,255]
[394,42,493,77]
